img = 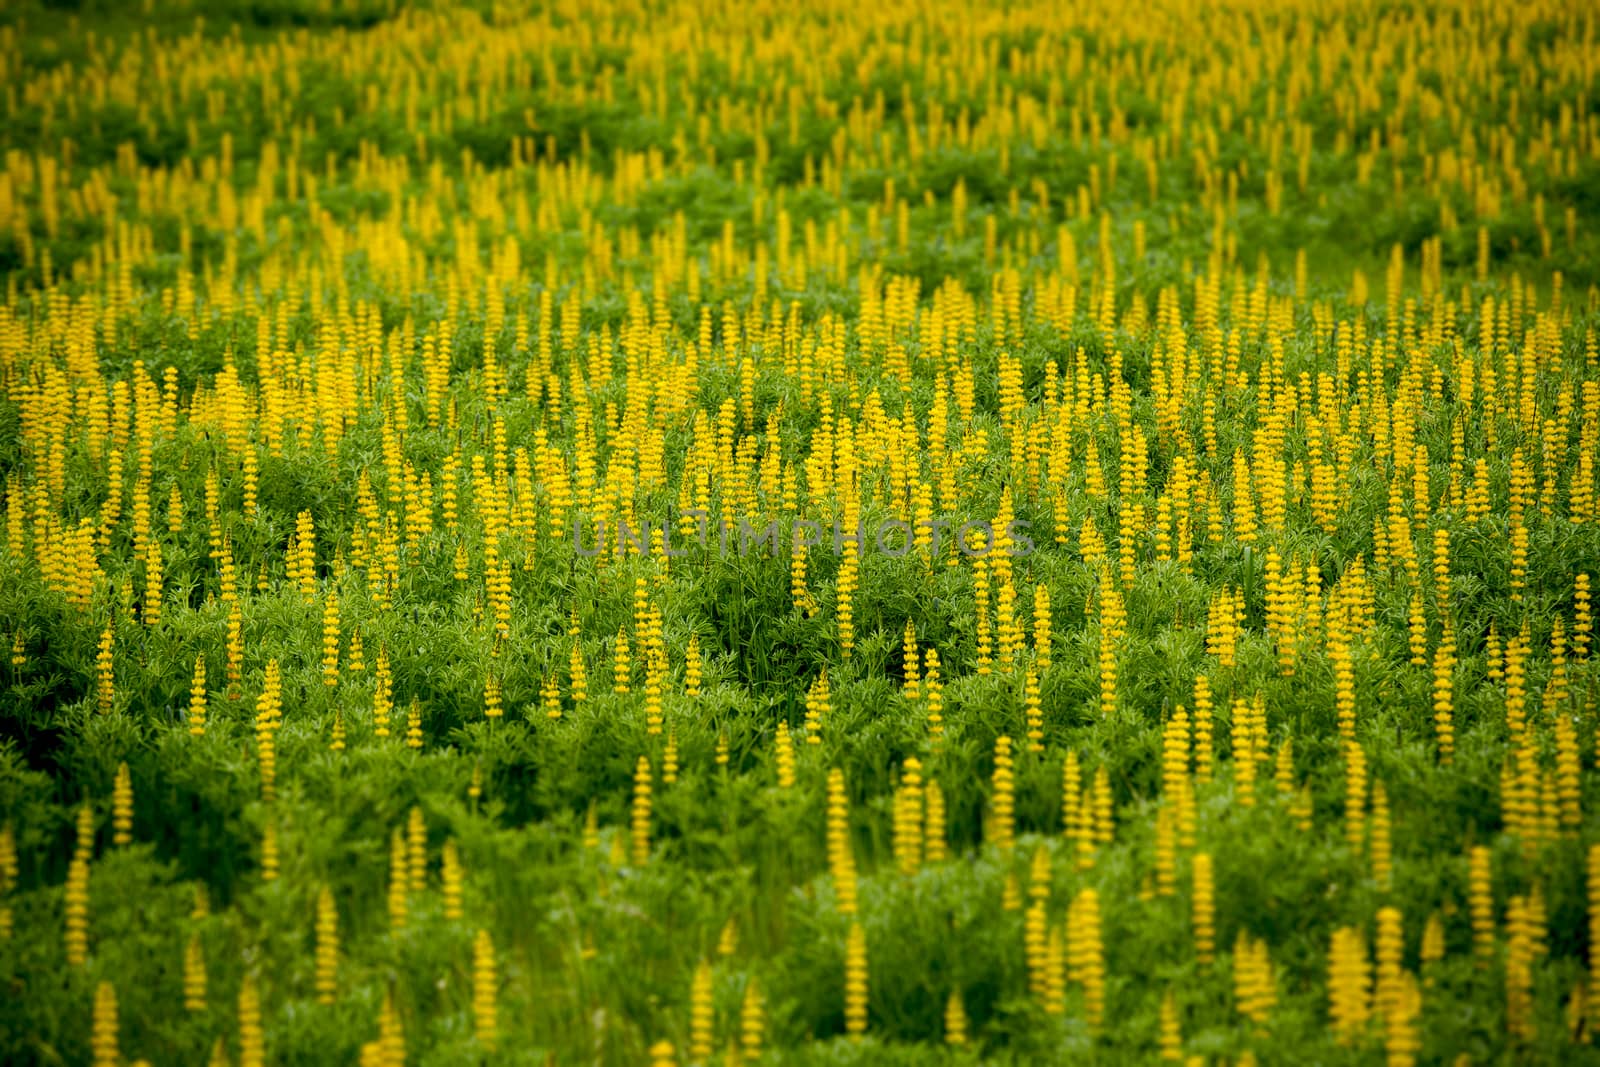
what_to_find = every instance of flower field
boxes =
[3,0,1600,1062]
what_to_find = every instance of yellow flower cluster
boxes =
[0,0,1596,1060]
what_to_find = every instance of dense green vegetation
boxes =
[2,0,1599,1064]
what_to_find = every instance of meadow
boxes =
[1,0,1599,1063]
